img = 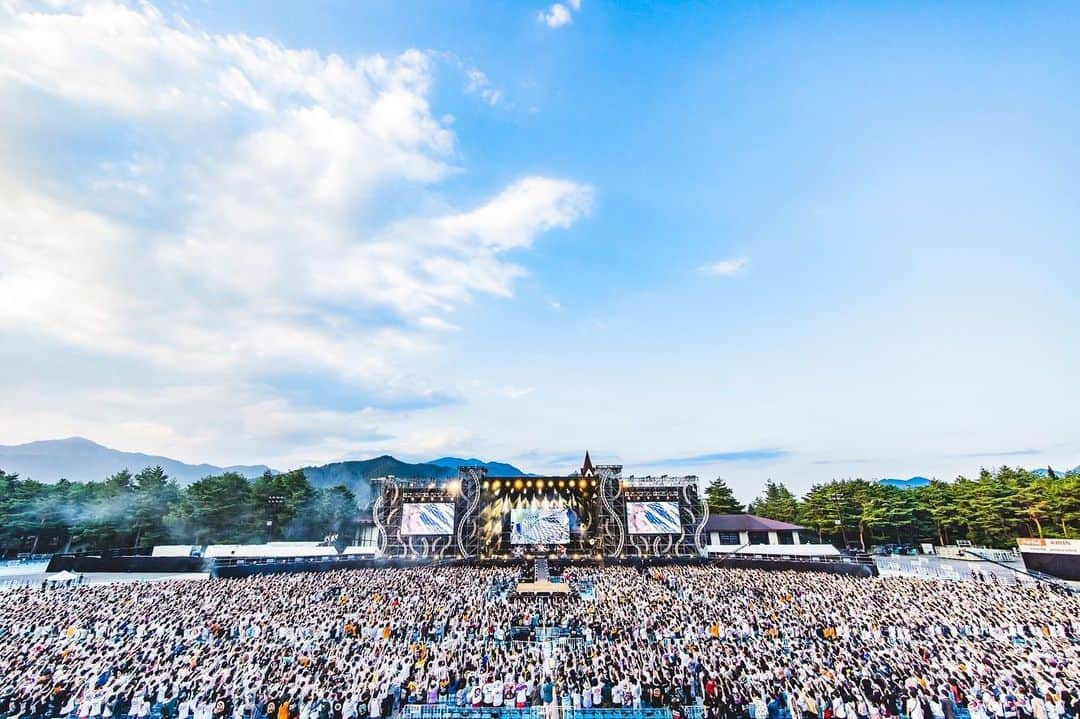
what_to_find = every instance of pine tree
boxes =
[798,484,835,543]
[915,479,958,546]
[704,477,744,514]
[747,480,799,523]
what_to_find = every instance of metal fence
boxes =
[399,705,951,719]
[40,700,955,719]
[400,707,688,719]
[874,556,1035,583]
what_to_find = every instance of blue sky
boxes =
[1,0,1078,500]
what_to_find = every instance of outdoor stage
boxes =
[372,451,710,561]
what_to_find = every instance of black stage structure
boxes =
[372,452,710,560]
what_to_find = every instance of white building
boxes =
[701,513,840,558]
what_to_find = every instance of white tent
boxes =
[46,570,80,582]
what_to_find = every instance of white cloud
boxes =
[0,0,591,466]
[393,426,476,459]
[504,386,536,400]
[701,257,749,276]
[435,51,505,108]
[538,3,573,29]
[464,68,502,107]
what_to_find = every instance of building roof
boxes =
[703,513,804,532]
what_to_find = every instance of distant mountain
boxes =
[301,455,456,509]
[878,476,931,489]
[0,437,533,509]
[302,456,532,509]
[1031,466,1080,478]
[428,457,529,476]
[0,437,272,486]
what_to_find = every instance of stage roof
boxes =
[703,513,804,532]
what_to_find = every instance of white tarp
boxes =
[707,543,841,557]
[203,543,338,558]
[151,545,200,557]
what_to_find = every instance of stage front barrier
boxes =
[400,706,698,719]
[46,553,204,574]
[55,700,956,719]
[399,704,958,719]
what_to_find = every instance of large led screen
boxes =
[626,501,681,534]
[400,502,455,535]
[511,508,570,544]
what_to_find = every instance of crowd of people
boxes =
[0,564,1077,719]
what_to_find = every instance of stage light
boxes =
[514,479,524,491]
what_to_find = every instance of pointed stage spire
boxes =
[582,450,595,477]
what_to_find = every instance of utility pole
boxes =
[29,511,47,556]
[831,492,849,547]
[266,494,285,542]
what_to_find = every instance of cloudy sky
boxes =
[2,0,1078,500]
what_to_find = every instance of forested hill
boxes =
[300,456,529,508]
[300,456,455,508]
[0,440,532,554]
[0,453,525,556]
[0,438,527,495]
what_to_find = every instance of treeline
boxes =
[0,467,359,557]
[708,466,1080,549]
[6,462,1078,556]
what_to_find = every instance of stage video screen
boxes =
[626,501,681,534]
[400,503,455,535]
[511,508,570,544]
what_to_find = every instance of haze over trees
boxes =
[0,467,358,558]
